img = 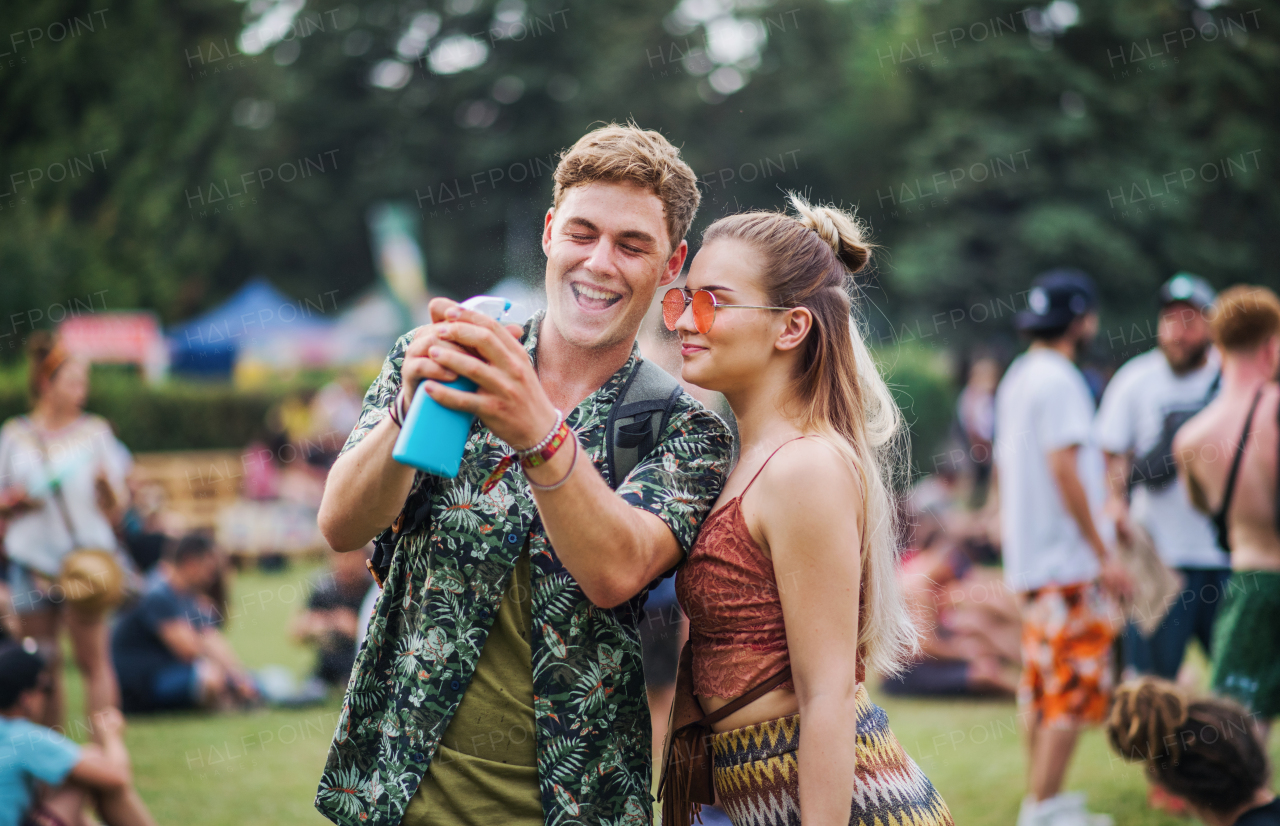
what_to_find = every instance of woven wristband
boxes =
[480,411,567,494]
[515,410,563,458]
[520,419,573,469]
[527,433,578,491]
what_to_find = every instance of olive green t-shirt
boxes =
[400,549,543,826]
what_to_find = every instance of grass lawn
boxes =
[57,563,1279,825]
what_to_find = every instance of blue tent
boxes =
[168,278,331,376]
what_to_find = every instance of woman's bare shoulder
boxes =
[752,436,863,506]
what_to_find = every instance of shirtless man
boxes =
[1175,285,1280,737]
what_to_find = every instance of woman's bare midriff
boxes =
[699,687,801,733]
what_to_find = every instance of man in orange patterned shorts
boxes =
[995,270,1132,826]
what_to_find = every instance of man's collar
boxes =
[521,310,545,364]
[520,310,643,403]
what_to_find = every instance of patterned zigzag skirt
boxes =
[709,684,954,826]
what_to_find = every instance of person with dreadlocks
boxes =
[1107,677,1278,826]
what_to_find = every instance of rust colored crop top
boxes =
[675,437,867,700]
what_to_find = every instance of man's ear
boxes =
[660,240,688,288]
[775,306,813,353]
[541,208,556,256]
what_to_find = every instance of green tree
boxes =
[0,0,265,336]
[859,0,1279,354]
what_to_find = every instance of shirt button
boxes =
[479,608,490,619]
[450,680,460,691]
[506,533,520,544]
[412,752,424,762]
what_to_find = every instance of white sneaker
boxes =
[1026,793,1113,826]
[1060,791,1113,826]
[1017,796,1037,826]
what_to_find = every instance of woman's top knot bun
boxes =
[788,192,874,274]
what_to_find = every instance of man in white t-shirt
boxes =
[1095,274,1228,688]
[995,269,1131,826]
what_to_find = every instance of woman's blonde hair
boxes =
[702,193,917,675]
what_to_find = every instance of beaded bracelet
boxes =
[515,410,564,459]
[527,433,578,491]
[519,419,573,469]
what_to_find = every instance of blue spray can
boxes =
[392,296,515,477]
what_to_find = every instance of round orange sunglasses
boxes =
[662,288,790,334]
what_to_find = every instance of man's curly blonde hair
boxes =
[553,122,701,251]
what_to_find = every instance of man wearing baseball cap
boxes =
[995,268,1132,826]
[1093,273,1226,813]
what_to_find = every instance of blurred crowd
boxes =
[0,332,373,826]
[4,267,1280,826]
[876,270,1280,826]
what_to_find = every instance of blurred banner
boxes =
[367,202,429,326]
[60,311,169,384]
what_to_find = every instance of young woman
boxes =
[0,332,127,727]
[1108,678,1278,826]
[667,195,952,825]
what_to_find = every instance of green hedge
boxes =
[0,352,959,461]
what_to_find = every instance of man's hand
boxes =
[400,298,526,417]
[419,300,558,450]
[1099,557,1134,601]
[399,300,471,402]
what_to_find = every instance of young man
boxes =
[110,534,258,713]
[314,125,731,826]
[1175,285,1280,739]
[0,641,156,826]
[994,269,1131,826]
[1096,274,1229,682]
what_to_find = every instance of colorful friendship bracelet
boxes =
[526,432,578,491]
[515,409,564,459]
[519,419,573,469]
[480,412,571,493]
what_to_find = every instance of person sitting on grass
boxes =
[1107,677,1279,826]
[0,640,156,826]
[110,534,258,713]
[882,475,1021,699]
[290,544,372,688]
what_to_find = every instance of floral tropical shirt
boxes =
[315,312,732,826]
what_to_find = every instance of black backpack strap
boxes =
[1213,386,1264,554]
[605,359,684,488]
